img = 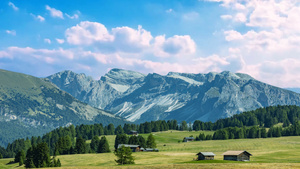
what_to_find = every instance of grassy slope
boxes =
[2,130,300,168]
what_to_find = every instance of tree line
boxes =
[1,105,300,160]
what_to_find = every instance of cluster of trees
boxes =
[212,121,300,140]
[195,133,213,141]
[23,142,61,168]
[193,105,300,131]
[114,134,156,149]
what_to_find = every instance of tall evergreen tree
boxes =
[98,136,110,153]
[114,134,128,150]
[146,134,156,148]
[90,136,100,152]
[75,136,86,154]
[0,153,2,159]
[115,125,124,135]
[114,145,135,165]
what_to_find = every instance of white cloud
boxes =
[46,5,64,19]
[153,35,196,57]
[30,13,45,22]
[66,13,79,19]
[6,30,16,36]
[44,39,51,44]
[65,21,196,56]
[56,38,65,44]
[207,0,300,87]
[234,13,246,22]
[8,2,18,11]
[220,15,232,20]
[65,21,113,45]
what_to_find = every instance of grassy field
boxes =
[2,130,300,168]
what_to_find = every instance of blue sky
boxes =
[1,0,300,88]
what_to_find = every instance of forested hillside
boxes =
[1,105,300,159]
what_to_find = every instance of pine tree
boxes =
[0,153,2,159]
[146,134,156,148]
[90,136,100,152]
[57,158,61,167]
[114,134,128,150]
[75,136,86,154]
[114,145,135,165]
[115,125,124,135]
[98,136,110,153]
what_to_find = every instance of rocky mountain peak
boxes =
[48,69,300,123]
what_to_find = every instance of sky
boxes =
[1,0,300,88]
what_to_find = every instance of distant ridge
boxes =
[47,69,300,123]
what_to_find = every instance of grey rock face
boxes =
[48,69,300,123]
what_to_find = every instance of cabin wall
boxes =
[237,153,250,161]
[224,155,237,161]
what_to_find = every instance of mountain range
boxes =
[47,68,300,123]
[0,69,126,147]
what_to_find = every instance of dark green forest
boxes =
[1,105,300,160]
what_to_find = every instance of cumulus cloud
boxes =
[154,35,196,57]
[46,5,64,19]
[8,2,18,11]
[208,0,300,87]
[6,30,16,36]
[65,21,196,56]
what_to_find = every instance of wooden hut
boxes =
[222,151,252,161]
[117,144,141,152]
[183,137,195,142]
[196,152,215,160]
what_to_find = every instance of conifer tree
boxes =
[146,134,156,148]
[114,145,134,165]
[98,136,110,153]
[75,136,86,154]
[0,153,2,159]
[114,134,128,149]
[90,136,100,152]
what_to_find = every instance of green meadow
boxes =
[1,130,300,168]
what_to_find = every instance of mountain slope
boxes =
[47,69,300,123]
[0,69,126,147]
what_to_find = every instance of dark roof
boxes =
[222,151,252,156]
[184,137,195,139]
[117,144,140,149]
[196,152,215,156]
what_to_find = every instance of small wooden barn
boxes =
[222,151,252,161]
[183,137,195,142]
[117,144,141,152]
[196,152,215,160]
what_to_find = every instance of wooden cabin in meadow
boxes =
[128,130,138,136]
[183,137,195,142]
[196,152,215,160]
[117,144,141,152]
[222,151,252,161]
